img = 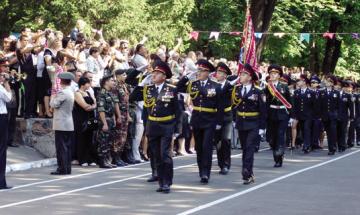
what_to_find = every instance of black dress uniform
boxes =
[214,63,233,175]
[177,59,223,183]
[292,79,315,153]
[232,64,266,184]
[347,86,357,148]
[265,65,291,167]
[337,82,354,152]
[131,61,181,193]
[310,76,322,149]
[319,75,340,155]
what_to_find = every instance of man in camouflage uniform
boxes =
[112,69,131,166]
[96,75,117,168]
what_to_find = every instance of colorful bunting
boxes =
[323,32,335,39]
[274,33,286,38]
[209,31,220,40]
[229,32,241,36]
[352,33,359,39]
[255,33,263,39]
[300,33,310,43]
[189,31,199,41]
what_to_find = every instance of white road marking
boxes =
[0,149,270,209]
[176,148,360,215]
[1,153,198,192]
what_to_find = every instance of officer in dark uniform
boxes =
[354,83,360,146]
[292,75,315,153]
[319,75,340,155]
[214,62,233,175]
[309,75,323,150]
[347,81,357,148]
[131,60,181,193]
[232,64,266,184]
[177,59,223,184]
[265,65,291,167]
[337,80,354,152]
[96,75,117,168]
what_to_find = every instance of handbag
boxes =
[81,109,99,132]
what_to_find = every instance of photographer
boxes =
[0,64,13,189]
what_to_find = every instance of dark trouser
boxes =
[356,119,360,144]
[238,128,258,180]
[323,119,337,152]
[148,135,173,187]
[214,122,232,169]
[23,77,37,117]
[76,129,95,164]
[7,108,17,145]
[0,114,9,188]
[193,126,215,178]
[268,119,288,163]
[298,119,312,150]
[148,146,157,177]
[337,120,348,150]
[311,119,322,148]
[55,131,73,174]
[347,119,357,146]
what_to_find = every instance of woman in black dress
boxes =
[73,77,97,166]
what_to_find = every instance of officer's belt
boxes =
[193,106,217,113]
[224,106,232,112]
[237,112,259,117]
[148,115,175,122]
[270,105,286,109]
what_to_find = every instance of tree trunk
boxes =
[322,17,341,74]
[249,0,277,61]
[309,41,320,74]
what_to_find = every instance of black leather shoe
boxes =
[328,151,335,155]
[8,143,19,147]
[50,170,67,175]
[134,160,141,164]
[274,162,282,168]
[303,149,310,154]
[0,186,13,190]
[162,185,170,194]
[219,167,229,175]
[147,176,159,182]
[99,163,113,168]
[200,176,209,184]
[243,176,255,185]
[156,187,163,192]
[348,144,354,148]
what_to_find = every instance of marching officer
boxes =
[232,64,266,184]
[265,65,292,167]
[177,59,223,184]
[131,60,181,194]
[96,75,117,168]
[347,81,357,148]
[319,75,340,155]
[309,75,323,150]
[214,62,233,175]
[292,75,315,153]
[337,80,354,152]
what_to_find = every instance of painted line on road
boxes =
[1,153,198,192]
[176,148,360,215]
[0,148,269,209]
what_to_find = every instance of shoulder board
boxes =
[254,86,262,90]
[167,84,176,88]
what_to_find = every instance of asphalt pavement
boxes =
[1,146,360,215]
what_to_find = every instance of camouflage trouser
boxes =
[113,113,129,153]
[96,118,115,158]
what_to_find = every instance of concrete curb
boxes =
[6,158,57,173]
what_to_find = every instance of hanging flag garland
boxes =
[188,31,360,43]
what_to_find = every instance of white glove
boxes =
[259,129,265,136]
[216,125,222,130]
[173,133,180,139]
[186,71,198,81]
[289,118,295,127]
[229,76,240,86]
[138,74,152,87]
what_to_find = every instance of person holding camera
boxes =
[0,66,13,189]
